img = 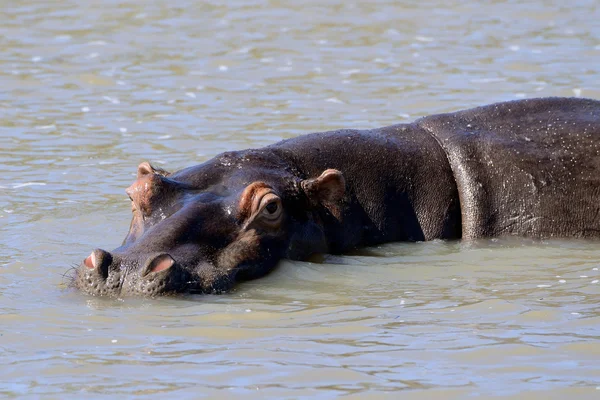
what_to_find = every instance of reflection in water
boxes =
[1,0,599,398]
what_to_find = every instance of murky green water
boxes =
[1,0,599,398]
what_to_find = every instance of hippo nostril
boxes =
[84,254,95,269]
[84,249,112,278]
[142,253,175,277]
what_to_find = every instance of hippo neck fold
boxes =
[269,123,463,252]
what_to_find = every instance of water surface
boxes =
[1,0,599,398]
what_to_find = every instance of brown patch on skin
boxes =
[301,169,346,219]
[237,181,271,221]
[238,182,284,230]
[126,175,155,216]
[125,173,169,217]
[192,232,264,293]
[217,229,261,272]
[124,161,173,218]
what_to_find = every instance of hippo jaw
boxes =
[73,160,346,297]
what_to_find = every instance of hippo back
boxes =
[418,97,600,239]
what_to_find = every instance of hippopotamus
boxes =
[73,97,600,296]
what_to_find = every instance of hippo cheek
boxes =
[216,230,285,281]
[75,249,123,297]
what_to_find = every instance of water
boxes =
[1,0,600,398]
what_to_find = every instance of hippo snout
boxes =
[74,249,196,297]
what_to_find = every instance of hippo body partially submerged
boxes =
[74,97,600,296]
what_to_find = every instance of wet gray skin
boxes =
[73,97,600,297]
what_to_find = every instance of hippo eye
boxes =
[265,202,278,214]
[258,193,282,224]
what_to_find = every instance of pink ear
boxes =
[301,169,345,219]
[301,169,345,204]
[137,161,155,178]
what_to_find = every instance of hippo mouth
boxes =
[74,249,204,297]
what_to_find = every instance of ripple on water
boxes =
[1,0,600,398]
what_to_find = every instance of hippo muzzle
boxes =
[76,248,199,296]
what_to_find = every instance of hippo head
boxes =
[73,150,345,296]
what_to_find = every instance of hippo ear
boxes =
[136,161,170,178]
[301,169,345,218]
